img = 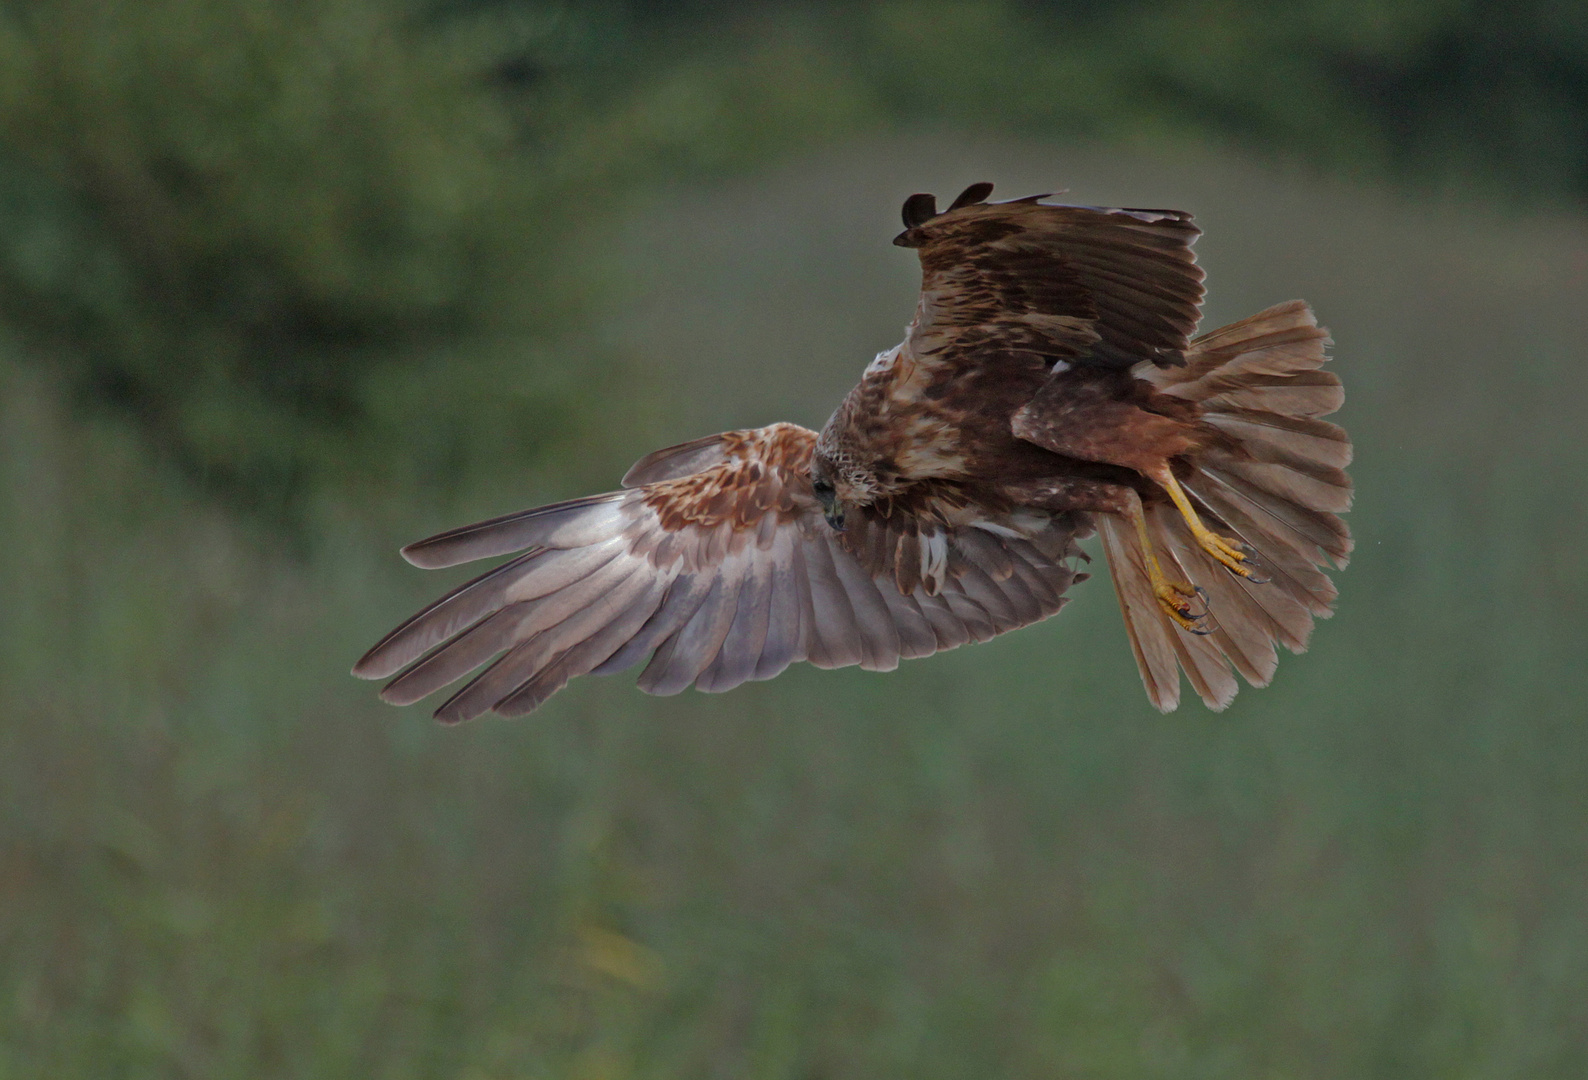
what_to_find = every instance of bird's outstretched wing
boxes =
[895,183,1205,371]
[353,423,1088,722]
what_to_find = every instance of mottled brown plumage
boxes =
[355,184,1351,720]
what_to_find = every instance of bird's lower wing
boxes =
[353,424,1087,722]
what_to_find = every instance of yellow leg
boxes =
[1127,491,1212,635]
[1151,468,1266,582]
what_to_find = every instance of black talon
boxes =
[1200,609,1222,636]
[1172,586,1217,635]
[1236,547,1270,585]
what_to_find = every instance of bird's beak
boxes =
[816,488,845,532]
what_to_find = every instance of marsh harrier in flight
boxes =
[355,184,1351,720]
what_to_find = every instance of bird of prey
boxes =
[354,183,1351,721]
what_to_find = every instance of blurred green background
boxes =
[2,2,1587,1076]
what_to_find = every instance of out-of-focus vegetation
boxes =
[2,0,1585,506]
[3,1,1587,1077]
[0,0,617,510]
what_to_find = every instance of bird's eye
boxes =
[812,478,834,496]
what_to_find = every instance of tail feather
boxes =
[1098,510,1181,712]
[1192,465,1349,569]
[1204,453,1353,515]
[1151,502,1279,687]
[1187,469,1340,610]
[1201,410,1351,470]
[1197,371,1344,418]
[1107,300,1352,711]
[1154,520,1241,709]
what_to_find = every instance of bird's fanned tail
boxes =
[1105,300,1353,711]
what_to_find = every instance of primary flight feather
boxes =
[354,184,1351,721]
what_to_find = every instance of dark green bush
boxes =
[0,0,601,506]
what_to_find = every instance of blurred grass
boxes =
[3,139,1586,1077]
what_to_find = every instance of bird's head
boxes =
[811,384,911,532]
[809,448,903,533]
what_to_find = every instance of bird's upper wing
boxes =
[353,423,1088,722]
[895,183,1205,371]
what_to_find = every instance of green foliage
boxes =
[629,0,1588,198]
[0,0,600,508]
[0,0,877,512]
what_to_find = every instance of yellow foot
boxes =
[1127,484,1216,634]
[1154,468,1269,583]
[1152,575,1213,636]
[1190,524,1269,582]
